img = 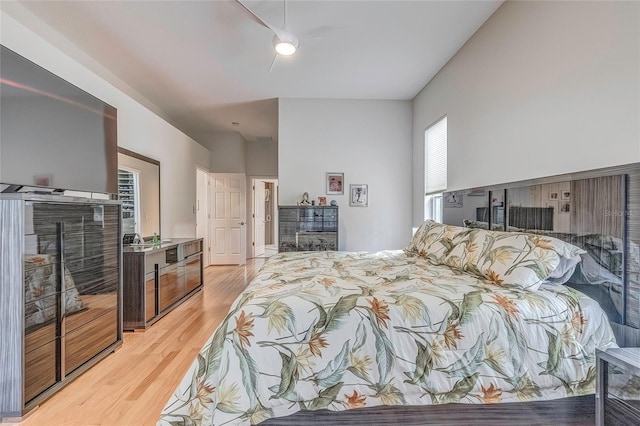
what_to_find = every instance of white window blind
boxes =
[424,116,447,195]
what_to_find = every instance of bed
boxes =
[158,221,617,425]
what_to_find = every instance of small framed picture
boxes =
[549,192,559,200]
[318,196,327,206]
[350,184,368,207]
[560,202,571,213]
[561,191,571,200]
[445,191,464,208]
[326,172,344,195]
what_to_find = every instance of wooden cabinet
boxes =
[278,206,338,252]
[123,239,203,331]
[185,255,202,293]
[0,195,122,420]
[158,262,181,312]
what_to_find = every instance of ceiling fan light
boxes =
[273,37,297,56]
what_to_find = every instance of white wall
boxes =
[412,1,640,226]
[245,140,278,258]
[197,131,279,259]
[246,140,278,177]
[200,131,247,173]
[1,10,210,238]
[279,99,413,252]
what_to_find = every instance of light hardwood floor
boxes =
[13,260,265,426]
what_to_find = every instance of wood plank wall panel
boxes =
[624,168,640,328]
[0,200,25,417]
[570,175,624,239]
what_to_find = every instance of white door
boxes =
[253,181,266,257]
[211,173,246,265]
[196,168,210,266]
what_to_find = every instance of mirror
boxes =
[117,147,160,239]
[442,188,489,228]
[507,184,560,231]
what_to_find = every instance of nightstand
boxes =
[596,348,640,426]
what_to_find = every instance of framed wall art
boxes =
[326,172,344,195]
[350,184,368,207]
[444,191,463,208]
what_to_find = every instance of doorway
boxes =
[196,167,210,266]
[251,178,278,258]
[210,173,247,265]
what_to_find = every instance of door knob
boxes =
[239,221,246,225]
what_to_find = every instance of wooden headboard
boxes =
[443,163,640,347]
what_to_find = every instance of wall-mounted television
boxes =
[0,45,118,194]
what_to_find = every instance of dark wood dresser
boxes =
[122,238,203,331]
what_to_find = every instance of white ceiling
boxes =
[3,0,503,144]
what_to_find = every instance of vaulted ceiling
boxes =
[2,1,503,143]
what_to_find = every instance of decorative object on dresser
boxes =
[122,238,203,331]
[0,193,122,421]
[300,191,311,206]
[596,348,640,426]
[279,205,338,252]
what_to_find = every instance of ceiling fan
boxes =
[235,0,345,71]
[235,0,300,57]
[235,0,324,66]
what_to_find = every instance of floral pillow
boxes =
[444,229,585,291]
[405,220,472,265]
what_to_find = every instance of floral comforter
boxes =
[158,250,617,425]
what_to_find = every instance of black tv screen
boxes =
[0,45,117,194]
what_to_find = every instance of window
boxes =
[424,116,447,222]
[118,167,141,234]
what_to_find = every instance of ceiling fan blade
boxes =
[235,0,289,41]
[267,54,278,73]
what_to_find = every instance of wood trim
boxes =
[116,147,160,166]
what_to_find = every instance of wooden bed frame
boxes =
[263,396,595,425]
